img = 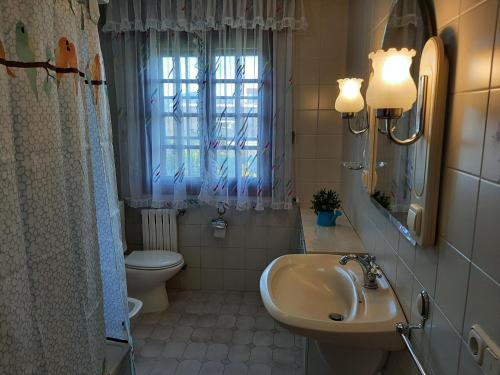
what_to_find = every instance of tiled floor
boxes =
[132,290,306,375]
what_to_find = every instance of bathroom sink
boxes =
[260,254,406,352]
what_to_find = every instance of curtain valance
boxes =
[101,0,307,33]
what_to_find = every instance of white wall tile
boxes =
[201,268,224,290]
[473,179,500,283]
[463,265,500,343]
[317,110,343,135]
[179,224,201,247]
[439,168,480,258]
[414,243,439,297]
[445,91,488,175]
[481,89,500,182]
[429,307,462,375]
[435,239,470,332]
[294,110,318,135]
[201,247,224,269]
[223,248,245,270]
[395,259,414,319]
[455,0,497,92]
[180,247,201,268]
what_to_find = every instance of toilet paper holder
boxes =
[211,206,228,229]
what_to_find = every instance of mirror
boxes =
[370,0,436,243]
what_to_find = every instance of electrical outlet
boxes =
[468,325,500,375]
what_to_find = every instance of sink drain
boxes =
[329,313,344,321]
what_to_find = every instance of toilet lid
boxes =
[125,250,183,270]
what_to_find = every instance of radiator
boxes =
[141,209,178,251]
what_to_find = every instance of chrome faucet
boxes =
[339,254,382,289]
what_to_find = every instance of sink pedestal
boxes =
[316,340,388,375]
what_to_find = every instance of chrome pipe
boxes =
[395,322,428,375]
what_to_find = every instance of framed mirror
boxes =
[369,0,436,244]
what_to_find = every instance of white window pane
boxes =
[242,150,258,178]
[215,55,235,79]
[241,98,258,113]
[242,83,258,97]
[216,83,235,97]
[181,99,198,113]
[162,57,174,79]
[216,99,235,114]
[163,83,175,97]
[181,83,199,96]
[180,57,187,79]
[184,149,200,177]
[164,98,174,113]
[243,56,259,79]
[165,149,177,176]
[188,57,198,79]
[245,117,258,138]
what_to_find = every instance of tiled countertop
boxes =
[300,206,366,254]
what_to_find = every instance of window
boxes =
[160,53,260,183]
[162,56,201,179]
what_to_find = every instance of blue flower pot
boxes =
[316,210,342,227]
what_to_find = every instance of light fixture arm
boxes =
[343,111,369,135]
[385,75,428,145]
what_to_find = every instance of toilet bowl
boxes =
[125,250,184,313]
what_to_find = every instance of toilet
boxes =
[125,250,184,313]
[120,204,184,313]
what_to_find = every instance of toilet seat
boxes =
[125,250,183,271]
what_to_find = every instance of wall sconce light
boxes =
[335,78,368,135]
[366,48,424,145]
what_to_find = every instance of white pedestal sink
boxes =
[260,254,406,375]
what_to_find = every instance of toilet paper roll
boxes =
[213,227,226,239]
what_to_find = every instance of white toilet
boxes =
[125,250,184,313]
[120,205,184,313]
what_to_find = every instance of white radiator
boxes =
[141,209,178,251]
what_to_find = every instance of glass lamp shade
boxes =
[366,48,417,112]
[335,78,365,113]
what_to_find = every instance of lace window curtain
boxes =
[101,0,305,210]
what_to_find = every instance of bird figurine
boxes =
[91,53,101,105]
[55,37,78,92]
[0,39,16,78]
[15,22,38,100]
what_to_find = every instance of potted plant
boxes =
[311,189,342,227]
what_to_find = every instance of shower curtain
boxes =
[0,1,129,374]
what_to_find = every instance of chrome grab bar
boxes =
[396,322,427,375]
[395,290,430,375]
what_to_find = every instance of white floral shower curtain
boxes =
[0,1,128,374]
[101,0,306,210]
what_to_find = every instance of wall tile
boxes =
[492,8,500,88]
[463,264,500,344]
[397,235,416,272]
[481,89,500,182]
[438,168,480,258]
[179,224,201,247]
[244,249,268,270]
[445,91,488,175]
[317,110,343,135]
[414,243,439,297]
[315,159,341,183]
[455,0,497,92]
[295,35,321,59]
[429,306,461,375]
[316,135,342,159]
[294,85,319,110]
[180,246,201,268]
[295,135,317,158]
[223,269,245,291]
[318,85,336,110]
[180,267,201,290]
[244,226,268,249]
[294,110,318,135]
[473,179,500,283]
[458,341,484,375]
[201,247,224,269]
[296,159,317,183]
[294,59,320,85]
[223,248,245,270]
[409,280,434,366]
[201,269,224,290]
[435,239,470,332]
[435,0,461,28]
[395,259,414,319]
